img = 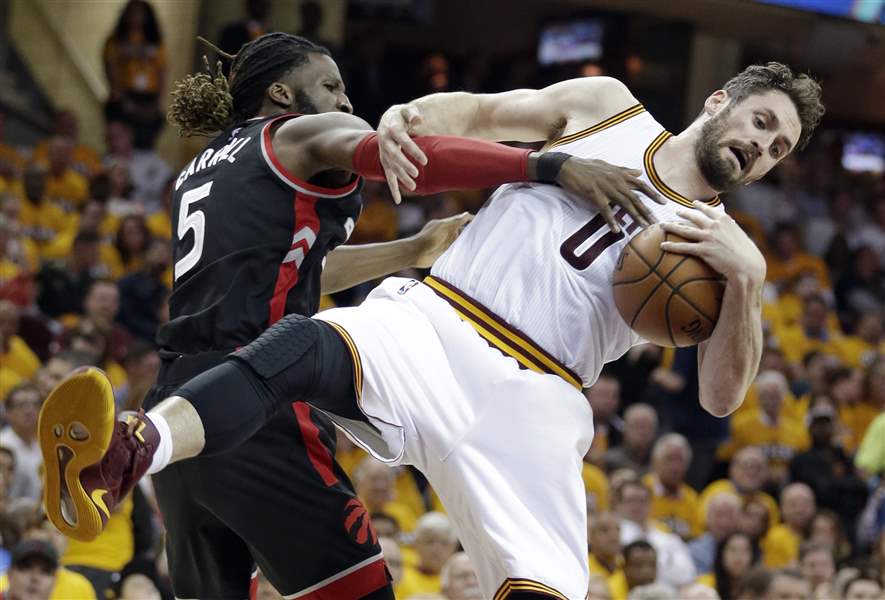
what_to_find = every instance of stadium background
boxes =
[0,0,882,598]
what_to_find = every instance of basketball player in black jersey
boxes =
[39,33,663,599]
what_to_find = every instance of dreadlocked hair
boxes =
[167,33,330,137]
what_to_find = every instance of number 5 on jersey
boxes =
[175,181,211,281]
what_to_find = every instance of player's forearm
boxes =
[352,133,566,194]
[395,92,482,138]
[320,239,419,294]
[697,274,764,417]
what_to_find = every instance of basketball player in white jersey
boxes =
[40,63,822,599]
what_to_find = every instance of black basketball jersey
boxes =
[156,114,362,353]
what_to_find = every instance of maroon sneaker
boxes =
[38,367,159,541]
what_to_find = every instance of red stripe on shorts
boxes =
[292,402,338,487]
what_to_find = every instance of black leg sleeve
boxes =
[174,315,360,456]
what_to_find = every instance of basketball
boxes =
[612,223,726,347]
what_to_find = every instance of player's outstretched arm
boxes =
[377,77,638,201]
[275,111,661,229]
[659,203,766,417]
[321,213,472,294]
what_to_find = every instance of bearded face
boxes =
[694,105,744,193]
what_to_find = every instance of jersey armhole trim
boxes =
[260,115,361,199]
[548,103,646,149]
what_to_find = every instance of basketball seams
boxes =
[615,227,725,345]
[624,251,690,329]
[670,276,726,323]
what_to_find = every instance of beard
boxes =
[694,106,743,193]
[294,90,320,115]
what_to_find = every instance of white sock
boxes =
[146,412,173,475]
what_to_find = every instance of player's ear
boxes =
[268,82,294,110]
[703,90,728,117]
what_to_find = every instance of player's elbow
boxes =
[699,387,740,418]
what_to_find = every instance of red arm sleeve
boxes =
[352,133,532,195]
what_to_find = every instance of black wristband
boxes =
[535,151,571,183]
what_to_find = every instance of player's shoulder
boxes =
[274,111,372,143]
[554,76,640,122]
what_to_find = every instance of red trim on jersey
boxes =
[268,191,320,325]
[249,572,259,600]
[292,402,338,487]
[294,556,389,600]
[260,116,360,198]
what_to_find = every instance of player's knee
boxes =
[233,314,323,379]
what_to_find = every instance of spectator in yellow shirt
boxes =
[0,540,76,600]
[18,163,73,249]
[725,371,810,487]
[644,433,702,540]
[31,110,102,177]
[837,311,883,368]
[42,137,89,213]
[398,512,458,599]
[609,541,657,600]
[774,295,846,367]
[0,300,40,380]
[762,483,816,568]
[440,552,481,600]
[765,223,831,292]
[41,200,125,280]
[699,447,780,529]
[354,456,420,533]
[830,366,876,453]
[588,511,623,579]
[15,525,98,600]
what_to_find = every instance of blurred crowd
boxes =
[0,0,883,599]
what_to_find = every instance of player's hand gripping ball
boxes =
[613,223,725,347]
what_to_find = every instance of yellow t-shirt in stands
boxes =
[146,210,171,240]
[720,410,809,480]
[0,567,97,600]
[33,141,102,178]
[608,569,629,600]
[698,480,780,529]
[839,402,881,454]
[44,170,89,214]
[18,199,74,245]
[583,462,610,512]
[761,523,800,568]
[397,566,441,599]
[735,383,808,424]
[589,553,621,578]
[643,474,703,539]
[2,335,40,380]
[376,501,418,533]
[0,366,23,405]
[765,252,831,290]
[44,170,89,213]
[774,324,847,366]
[62,495,134,571]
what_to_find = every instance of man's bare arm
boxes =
[320,213,471,294]
[659,203,767,417]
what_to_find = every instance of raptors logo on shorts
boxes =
[343,498,377,546]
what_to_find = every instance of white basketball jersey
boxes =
[431,104,725,387]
